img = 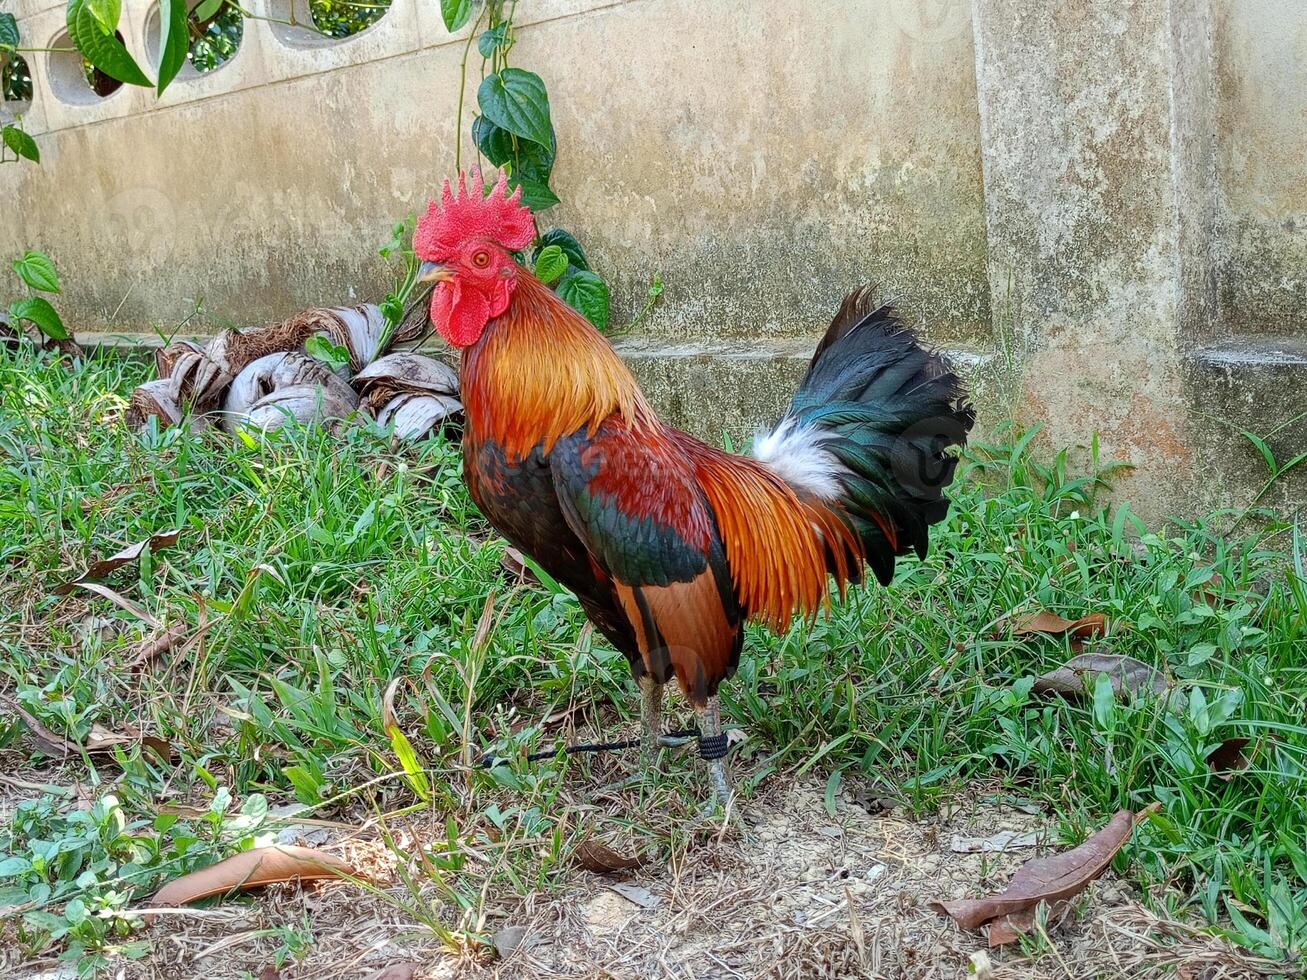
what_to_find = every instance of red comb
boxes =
[414,169,535,260]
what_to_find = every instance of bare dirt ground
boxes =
[7,767,1279,980]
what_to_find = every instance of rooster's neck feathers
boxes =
[461,274,652,461]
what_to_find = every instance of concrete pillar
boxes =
[971,0,1216,516]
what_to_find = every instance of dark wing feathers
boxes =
[549,423,743,702]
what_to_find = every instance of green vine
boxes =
[440,1,623,330]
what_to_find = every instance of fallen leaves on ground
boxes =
[1206,737,1253,779]
[69,582,161,628]
[53,529,181,595]
[1032,652,1170,699]
[147,845,361,921]
[124,622,189,670]
[949,829,1044,853]
[0,694,173,760]
[1005,610,1108,645]
[500,545,541,585]
[572,839,648,874]
[932,804,1158,946]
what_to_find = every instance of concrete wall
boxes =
[1212,0,1307,338]
[2,0,1304,518]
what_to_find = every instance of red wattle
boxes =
[432,283,491,348]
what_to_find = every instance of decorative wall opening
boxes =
[190,2,244,73]
[266,0,392,48]
[1,51,32,116]
[48,30,125,104]
[145,1,244,81]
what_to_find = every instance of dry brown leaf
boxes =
[932,804,1158,942]
[572,839,648,874]
[1008,610,1108,641]
[986,898,1074,946]
[1032,652,1170,699]
[0,694,79,756]
[500,546,540,586]
[71,582,162,628]
[53,530,181,595]
[124,622,189,670]
[146,844,360,920]
[86,723,174,762]
[1206,737,1252,780]
[0,694,172,761]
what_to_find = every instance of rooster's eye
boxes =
[472,250,490,268]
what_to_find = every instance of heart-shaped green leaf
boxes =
[0,13,19,51]
[13,250,60,293]
[506,175,559,212]
[477,68,551,149]
[472,116,554,184]
[533,245,568,284]
[535,228,589,272]
[10,297,69,340]
[557,270,610,330]
[440,0,472,32]
[67,0,151,87]
[478,24,507,58]
[2,124,39,163]
[156,0,189,94]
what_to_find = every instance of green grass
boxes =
[1,343,1305,970]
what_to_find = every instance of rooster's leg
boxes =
[696,696,732,803]
[638,674,663,770]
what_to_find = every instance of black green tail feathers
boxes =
[754,285,974,586]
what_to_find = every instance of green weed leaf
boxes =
[9,296,69,339]
[305,334,350,372]
[67,0,151,87]
[477,68,552,149]
[13,250,60,293]
[557,270,610,329]
[533,245,568,284]
[2,124,39,163]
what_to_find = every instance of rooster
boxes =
[415,171,973,799]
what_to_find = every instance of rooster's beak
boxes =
[417,261,453,284]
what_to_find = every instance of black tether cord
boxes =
[477,727,702,769]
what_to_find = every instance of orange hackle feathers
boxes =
[460,275,653,463]
[414,169,535,260]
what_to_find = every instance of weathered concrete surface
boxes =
[1186,337,1307,512]
[973,0,1225,518]
[2,0,990,346]
[3,0,1306,517]
[1212,1,1307,337]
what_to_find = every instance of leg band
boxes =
[698,731,729,760]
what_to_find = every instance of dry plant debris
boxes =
[933,804,1159,947]
[127,305,461,440]
[147,844,362,921]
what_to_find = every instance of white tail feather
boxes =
[752,415,848,501]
